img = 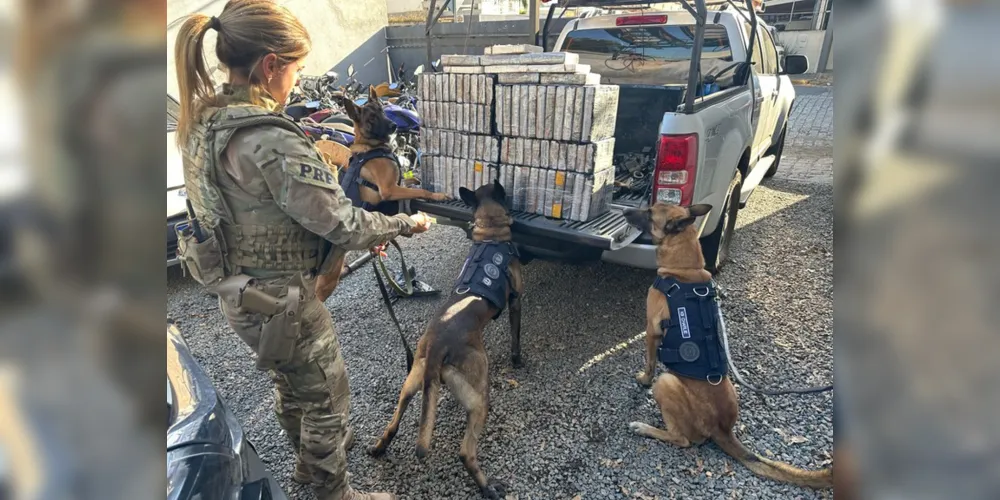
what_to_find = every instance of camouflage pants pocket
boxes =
[275,299,351,492]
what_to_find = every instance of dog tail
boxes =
[415,349,445,459]
[714,430,833,489]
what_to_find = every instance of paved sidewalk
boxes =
[774,86,833,184]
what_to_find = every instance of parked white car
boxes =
[167,95,186,267]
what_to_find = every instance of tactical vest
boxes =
[181,98,327,277]
[653,277,729,383]
[454,241,519,319]
[339,148,401,215]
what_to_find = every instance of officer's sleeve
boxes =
[234,126,416,250]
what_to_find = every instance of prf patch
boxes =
[294,163,337,190]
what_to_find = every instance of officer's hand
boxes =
[408,212,433,234]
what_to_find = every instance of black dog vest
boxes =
[653,277,728,383]
[454,241,518,320]
[339,148,401,215]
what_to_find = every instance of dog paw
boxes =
[481,479,507,499]
[367,441,387,458]
[415,445,429,461]
[430,192,452,201]
[629,421,652,436]
[635,371,653,387]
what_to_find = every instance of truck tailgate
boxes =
[411,200,643,251]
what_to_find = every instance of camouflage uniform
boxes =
[180,85,413,499]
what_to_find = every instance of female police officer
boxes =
[173,2,427,499]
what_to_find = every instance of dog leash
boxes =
[717,308,834,395]
[372,253,415,372]
[375,239,414,296]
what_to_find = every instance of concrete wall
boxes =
[167,0,389,99]
[776,29,832,73]
[387,0,424,14]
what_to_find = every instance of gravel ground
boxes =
[167,178,832,500]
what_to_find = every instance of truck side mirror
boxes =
[781,54,809,75]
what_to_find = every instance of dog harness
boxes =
[454,241,519,320]
[339,148,401,215]
[653,277,729,383]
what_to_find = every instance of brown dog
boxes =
[368,181,523,499]
[314,86,450,302]
[624,203,833,489]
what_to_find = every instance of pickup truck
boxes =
[413,0,808,271]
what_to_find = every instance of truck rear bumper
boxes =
[601,241,658,269]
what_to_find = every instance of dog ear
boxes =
[368,85,379,102]
[666,216,698,234]
[687,204,713,218]
[337,96,361,122]
[491,178,507,204]
[459,187,478,208]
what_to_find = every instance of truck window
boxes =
[744,23,765,73]
[759,29,780,74]
[562,24,734,87]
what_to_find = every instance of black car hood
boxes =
[167,324,248,499]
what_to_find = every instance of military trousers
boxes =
[220,273,351,499]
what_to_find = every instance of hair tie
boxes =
[209,16,221,31]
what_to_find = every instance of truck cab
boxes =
[413,0,807,271]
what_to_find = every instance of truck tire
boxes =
[764,127,786,178]
[701,172,742,274]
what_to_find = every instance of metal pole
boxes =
[684,0,708,114]
[817,19,833,73]
[425,0,437,66]
[541,4,556,51]
[812,0,829,31]
[529,0,540,46]
[425,0,452,66]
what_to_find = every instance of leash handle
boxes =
[718,309,833,396]
[376,239,414,297]
[372,256,414,372]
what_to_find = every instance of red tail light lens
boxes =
[653,134,698,206]
[616,15,668,26]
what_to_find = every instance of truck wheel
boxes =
[764,127,786,178]
[701,172,742,274]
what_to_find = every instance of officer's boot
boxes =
[293,426,355,484]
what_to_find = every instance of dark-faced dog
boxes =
[315,86,450,302]
[368,180,523,499]
[624,203,833,489]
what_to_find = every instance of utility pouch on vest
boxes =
[176,222,225,287]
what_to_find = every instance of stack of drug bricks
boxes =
[416,71,499,200]
[418,44,619,222]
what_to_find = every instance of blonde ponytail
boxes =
[174,14,216,145]
[173,0,311,145]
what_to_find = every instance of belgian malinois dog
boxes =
[624,203,833,489]
[314,86,450,302]
[368,181,523,499]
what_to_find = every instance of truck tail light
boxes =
[652,134,698,206]
[616,15,668,26]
